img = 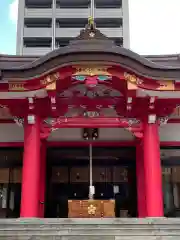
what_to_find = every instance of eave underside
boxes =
[1,53,180,69]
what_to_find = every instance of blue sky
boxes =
[0,0,18,55]
[0,0,180,55]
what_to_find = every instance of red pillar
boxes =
[136,141,146,217]
[39,141,47,217]
[20,115,41,217]
[143,120,163,217]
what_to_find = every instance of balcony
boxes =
[55,27,123,38]
[25,8,122,19]
[55,8,89,18]
[95,8,122,18]
[24,27,52,38]
[24,8,53,18]
[22,47,52,55]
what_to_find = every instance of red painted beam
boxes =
[1,118,180,125]
[0,119,14,123]
[168,119,180,123]
[51,117,141,128]
[0,142,23,147]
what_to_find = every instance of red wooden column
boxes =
[39,141,47,217]
[20,115,41,217]
[136,140,146,217]
[143,119,163,217]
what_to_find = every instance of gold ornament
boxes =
[88,204,96,215]
[157,80,174,91]
[73,66,111,77]
[8,83,26,91]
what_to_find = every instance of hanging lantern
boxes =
[91,128,99,140]
[82,128,89,140]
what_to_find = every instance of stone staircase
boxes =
[0,218,180,240]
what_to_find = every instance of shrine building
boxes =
[0,22,180,219]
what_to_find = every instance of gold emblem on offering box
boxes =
[88,204,96,215]
[8,83,26,91]
[73,66,111,76]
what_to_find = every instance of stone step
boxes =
[0,218,179,240]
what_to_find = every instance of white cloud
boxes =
[9,0,18,24]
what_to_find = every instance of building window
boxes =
[96,18,122,28]
[25,0,52,8]
[56,19,88,28]
[24,38,52,48]
[24,18,52,28]
[56,18,122,29]
[56,0,90,8]
[95,0,122,8]
[55,38,72,48]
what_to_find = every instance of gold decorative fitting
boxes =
[87,16,96,31]
[88,204,96,215]
[8,83,26,91]
[41,72,59,86]
[127,82,138,90]
[89,32,95,38]
[124,72,143,85]
[73,66,111,76]
[88,16,95,28]
[157,80,175,91]
[46,81,56,91]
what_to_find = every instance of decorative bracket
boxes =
[149,97,156,110]
[127,97,132,111]
[28,97,34,111]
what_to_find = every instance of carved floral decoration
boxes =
[59,84,121,98]
[87,204,96,215]
[124,72,175,91]
[72,66,112,88]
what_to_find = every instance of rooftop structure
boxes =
[16,0,130,55]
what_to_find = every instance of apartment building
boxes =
[16,0,130,56]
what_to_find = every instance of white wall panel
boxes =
[159,124,180,142]
[99,128,134,141]
[48,128,82,141]
[0,124,24,142]
[48,128,134,141]
[0,123,179,142]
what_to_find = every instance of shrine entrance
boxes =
[45,145,137,218]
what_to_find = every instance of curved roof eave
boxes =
[1,26,180,81]
[1,45,179,71]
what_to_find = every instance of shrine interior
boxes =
[45,146,137,218]
[0,145,180,218]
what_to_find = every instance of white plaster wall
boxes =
[48,128,134,141]
[48,128,82,141]
[0,124,24,142]
[159,124,180,142]
[0,125,134,142]
[0,123,179,142]
[99,128,134,141]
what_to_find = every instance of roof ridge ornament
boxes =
[71,0,109,40]
[87,16,96,31]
